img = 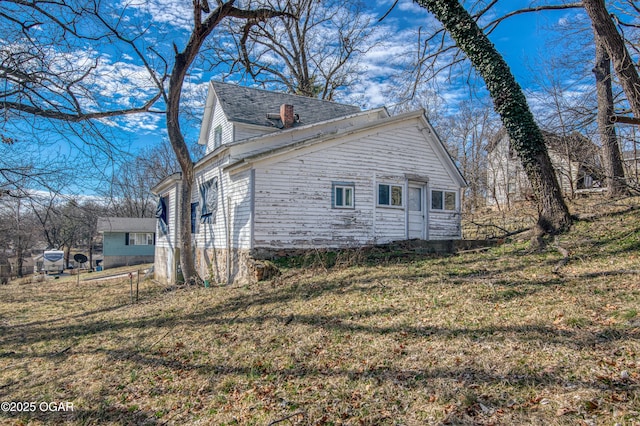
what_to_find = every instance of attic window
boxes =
[213,125,222,148]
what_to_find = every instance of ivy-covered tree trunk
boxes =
[414,0,571,234]
[593,36,628,197]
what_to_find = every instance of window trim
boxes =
[332,182,355,209]
[199,177,218,224]
[377,183,404,208]
[430,189,458,211]
[126,232,154,246]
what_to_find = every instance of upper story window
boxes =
[214,125,222,149]
[378,183,403,207]
[431,190,457,211]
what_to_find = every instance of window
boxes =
[408,187,422,211]
[213,125,222,148]
[332,182,355,209]
[378,184,403,207]
[126,232,154,246]
[155,196,169,235]
[200,177,218,224]
[431,190,457,211]
[191,202,199,233]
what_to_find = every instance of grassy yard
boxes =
[0,197,639,425]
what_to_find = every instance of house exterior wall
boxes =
[154,184,181,284]
[624,155,640,185]
[251,119,462,249]
[153,86,465,286]
[102,232,154,268]
[206,101,234,153]
[487,136,529,208]
[191,159,254,284]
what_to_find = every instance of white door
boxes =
[408,184,425,239]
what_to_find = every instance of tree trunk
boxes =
[593,35,628,196]
[414,0,571,234]
[16,245,24,278]
[583,0,640,120]
[167,51,199,284]
[164,2,287,284]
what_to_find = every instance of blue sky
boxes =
[4,0,635,195]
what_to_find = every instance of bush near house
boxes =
[0,197,638,425]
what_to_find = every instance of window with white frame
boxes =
[332,182,355,209]
[126,232,154,246]
[378,183,403,207]
[213,125,222,148]
[431,190,457,211]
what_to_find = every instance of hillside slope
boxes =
[0,197,638,425]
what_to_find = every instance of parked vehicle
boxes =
[42,250,64,274]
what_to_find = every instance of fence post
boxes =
[129,272,133,304]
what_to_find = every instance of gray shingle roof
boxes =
[211,81,361,128]
[97,217,156,233]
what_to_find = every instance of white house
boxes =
[152,82,466,284]
[487,129,602,209]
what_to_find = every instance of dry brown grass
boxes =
[1,197,639,425]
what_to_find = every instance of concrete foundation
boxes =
[155,239,498,285]
[103,255,154,269]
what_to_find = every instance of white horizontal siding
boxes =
[205,102,234,154]
[155,184,180,248]
[429,211,462,239]
[253,119,462,248]
[192,165,252,250]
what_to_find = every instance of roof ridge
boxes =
[210,80,357,107]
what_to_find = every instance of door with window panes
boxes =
[408,184,426,239]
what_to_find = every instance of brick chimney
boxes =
[280,104,295,129]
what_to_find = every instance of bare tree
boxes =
[2,1,289,283]
[0,197,40,277]
[413,0,571,235]
[211,0,379,100]
[593,34,628,196]
[583,0,640,121]
[441,97,499,211]
[107,140,181,218]
[164,1,288,283]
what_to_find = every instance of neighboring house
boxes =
[8,254,34,276]
[487,129,602,208]
[623,150,640,187]
[152,81,466,285]
[97,217,156,268]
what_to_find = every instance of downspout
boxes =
[226,196,231,285]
